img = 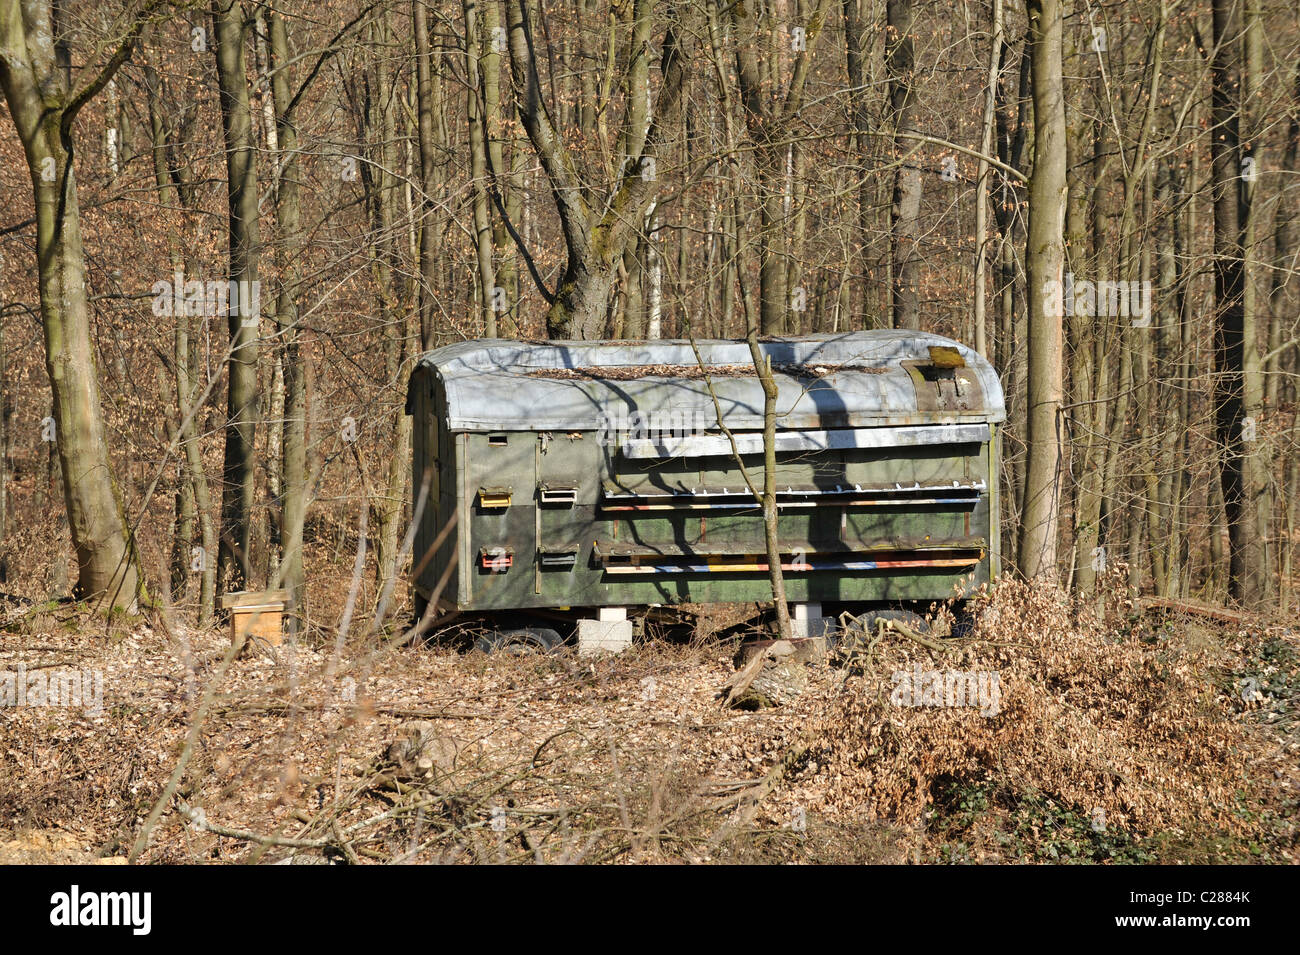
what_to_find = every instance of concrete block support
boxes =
[790,602,828,639]
[579,611,633,655]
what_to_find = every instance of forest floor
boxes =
[0,577,1296,864]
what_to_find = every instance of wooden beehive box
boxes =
[219,590,289,648]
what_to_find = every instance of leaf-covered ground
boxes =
[0,579,1295,864]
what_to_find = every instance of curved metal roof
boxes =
[410,330,1006,433]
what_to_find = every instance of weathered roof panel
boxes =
[410,331,1005,432]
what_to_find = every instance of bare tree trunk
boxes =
[1265,62,1299,414]
[366,10,412,610]
[1270,64,1299,605]
[484,0,516,329]
[1132,171,1156,592]
[750,339,792,641]
[1172,141,1197,596]
[465,0,497,336]
[414,0,446,350]
[0,0,145,609]
[843,0,872,322]
[212,0,262,594]
[974,0,1003,356]
[785,143,807,335]
[1149,160,1181,596]
[1211,0,1269,605]
[1064,12,1100,593]
[886,0,921,330]
[268,0,308,625]
[1018,0,1066,581]
[145,61,217,622]
[1240,0,1274,603]
[993,40,1030,569]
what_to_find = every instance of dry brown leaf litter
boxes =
[0,578,1293,863]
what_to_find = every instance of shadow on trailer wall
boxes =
[405,331,1005,648]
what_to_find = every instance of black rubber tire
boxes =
[474,626,565,655]
[412,591,430,625]
[948,609,977,640]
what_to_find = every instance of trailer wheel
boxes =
[474,626,565,655]
[948,608,976,640]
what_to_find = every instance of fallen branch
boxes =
[1134,596,1259,626]
[708,733,813,845]
[177,801,333,849]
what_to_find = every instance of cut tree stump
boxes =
[720,639,812,709]
[734,636,827,668]
[377,720,465,786]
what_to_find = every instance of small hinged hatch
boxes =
[479,546,514,572]
[538,542,580,569]
[538,482,579,506]
[478,486,512,508]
